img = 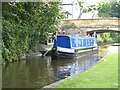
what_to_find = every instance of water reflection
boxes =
[52,50,98,81]
[3,50,98,88]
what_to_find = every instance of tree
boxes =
[78,1,89,13]
[97,2,111,17]
[97,1,120,18]
[2,2,63,63]
[110,2,120,18]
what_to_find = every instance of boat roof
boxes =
[57,34,96,39]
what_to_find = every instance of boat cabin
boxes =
[53,34,97,54]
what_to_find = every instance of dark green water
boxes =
[2,50,99,88]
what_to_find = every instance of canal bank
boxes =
[43,45,118,88]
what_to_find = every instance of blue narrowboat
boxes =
[51,34,98,58]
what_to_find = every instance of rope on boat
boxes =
[42,50,49,57]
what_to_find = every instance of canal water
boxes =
[2,50,100,88]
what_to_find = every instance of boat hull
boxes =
[51,47,98,59]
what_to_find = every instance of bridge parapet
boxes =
[61,18,120,28]
[61,18,120,33]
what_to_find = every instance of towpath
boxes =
[107,43,120,53]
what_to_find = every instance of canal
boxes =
[2,48,108,88]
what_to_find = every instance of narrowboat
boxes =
[51,34,98,58]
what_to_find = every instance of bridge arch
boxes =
[61,18,120,34]
[87,29,120,34]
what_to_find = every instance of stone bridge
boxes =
[61,18,120,33]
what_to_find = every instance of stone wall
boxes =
[61,18,120,33]
[61,18,119,28]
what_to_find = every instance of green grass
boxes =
[54,53,118,88]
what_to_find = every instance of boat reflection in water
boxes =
[52,50,98,81]
[3,50,98,88]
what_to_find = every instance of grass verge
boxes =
[54,53,118,88]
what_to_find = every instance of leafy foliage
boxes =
[2,2,63,63]
[97,2,120,18]
[97,32,120,45]
[78,1,89,13]
[78,1,120,17]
